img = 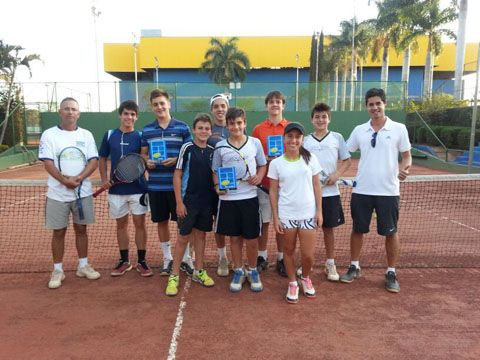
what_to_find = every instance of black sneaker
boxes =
[180,261,194,276]
[340,265,361,283]
[160,260,173,276]
[256,256,268,272]
[276,259,288,277]
[385,271,400,293]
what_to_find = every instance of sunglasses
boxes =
[371,132,378,148]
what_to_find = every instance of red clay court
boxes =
[1,161,479,359]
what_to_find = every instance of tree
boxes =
[0,40,41,145]
[413,0,457,99]
[200,37,250,86]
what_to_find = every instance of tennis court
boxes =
[1,161,479,359]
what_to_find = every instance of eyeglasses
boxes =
[371,132,378,148]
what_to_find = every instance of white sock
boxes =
[217,247,227,258]
[53,263,63,271]
[193,269,200,276]
[182,246,191,262]
[258,250,267,260]
[277,252,284,261]
[78,257,88,268]
[161,241,172,260]
[234,267,244,274]
[351,261,360,269]
[326,258,335,266]
[289,281,298,286]
[387,267,396,274]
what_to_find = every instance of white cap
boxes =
[210,93,230,107]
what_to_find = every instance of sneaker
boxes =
[325,262,340,282]
[256,256,268,272]
[48,269,65,289]
[192,269,215,287]
[136,261,153,277]
[246,268,263,292]
[165,274,179,296]
[217,257,229,277]
[160,260,173,276]
[298,275,316,298]
[340,265,361,283]
[286,282,299,304]
[180,261,194,276]
[229,269,246,292]
[76,264,101,280]
[276,259,288,277]
[385,271,400,293]
[110,260,132,277]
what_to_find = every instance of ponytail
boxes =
[299,145,311,164]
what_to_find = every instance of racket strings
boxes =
[115,156,146,182]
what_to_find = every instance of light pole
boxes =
[91,6,101,111]
[295,54,300,111]
[467,42,480,173]
[154,56,159,88]
[315,32,320,101]
[350,1,357,110]
[133,33,139,105]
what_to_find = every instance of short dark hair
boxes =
[150,89,170,103]
[118,100,139,115]
[311,102,331,119]
[365,88,386,105]
[264,90,285,105]
[193,113,212,129]
[59,97,78,108]
[226,107,246,123]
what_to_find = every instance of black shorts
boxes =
[177,205,214,236]
[322,195,345,228]
[214,197,261,240]
[350,193,399,236]
[149,191,177,222]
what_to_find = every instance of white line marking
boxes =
[0,195,44,212]
[167,276,191,360]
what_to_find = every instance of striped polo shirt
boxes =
[141,118,192,191]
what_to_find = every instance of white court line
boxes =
[0,195,44,212]
[167,276,192,360]
[400,200,480,233]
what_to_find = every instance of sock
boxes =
[217,247,226,259]
[289,281,298,286]
[120,249,129,263]
[234,267,244,274]
[277,252,284,261]
[182,246,191,262]
[351,261,360,269]
[53,263,63,271]
[137,249,146,263]
[161,241,172,260]
[78,257,88,268]
[326,258,335,266]
[258,250,267,260]
[387,267,396,274]
[193,269,200,276]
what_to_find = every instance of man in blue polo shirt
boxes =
[98,100,152,277]
[141,89,193,275]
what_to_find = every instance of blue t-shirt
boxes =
[98,129,146,195]
[207,123,229,147]
[141,118,192,192]
[176,142,216,209]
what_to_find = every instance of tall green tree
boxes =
[200,37,250,86]
[0,40,41,145]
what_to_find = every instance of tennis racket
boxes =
[320,170,356,187]
[213,145,269,194]
[93,153,146,198]
[58,146,88,220]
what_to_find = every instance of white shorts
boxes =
[108,193,148,219]
[257,188,272,223]
[280,218,317,230]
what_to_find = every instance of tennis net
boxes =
[0,174,479,273]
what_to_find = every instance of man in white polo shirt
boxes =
[340,88,411,293]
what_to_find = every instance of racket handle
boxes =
[92,186,107,198]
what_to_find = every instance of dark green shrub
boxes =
[0,144,9,153]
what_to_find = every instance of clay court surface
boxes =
[1,161,479,359]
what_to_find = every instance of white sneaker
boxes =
[298,275,316,298]
[325,262,340,282]
[286,282,299,304]
[76,264,101,280]
[217,257,229,277]
[48,269,65,289]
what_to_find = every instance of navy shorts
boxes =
[149,191,177,222]
[322,195,345,228]
[214,197,261,240]
[350,193,399,236]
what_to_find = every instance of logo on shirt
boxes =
[76,141,86,147]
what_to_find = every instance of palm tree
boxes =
[0,41,41,145]
[413,0,457,99]
[200,37,251,86]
